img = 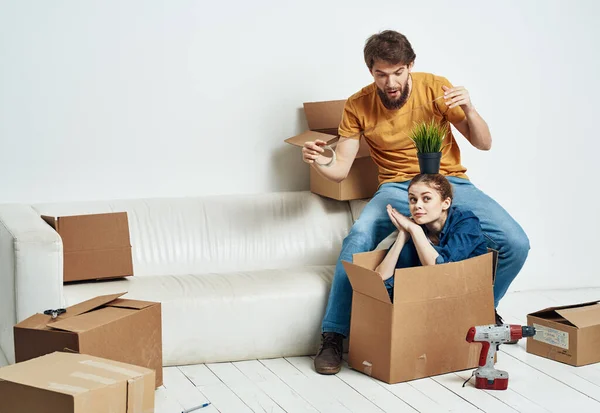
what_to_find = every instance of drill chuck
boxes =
[521,325,536,338]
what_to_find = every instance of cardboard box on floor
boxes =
[13,293,163,388]
[0,352,154,413]
[285,100,379,201]
[41,211,134,282]
[526,300,600,366]
[342,250,497,384]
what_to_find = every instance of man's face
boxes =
[371,60,413,110]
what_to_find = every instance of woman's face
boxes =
[408,182,451,225]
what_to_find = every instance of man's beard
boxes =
[377,78,410,110]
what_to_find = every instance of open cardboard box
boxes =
[0,352,155,413]
[41,211,134,282]
[285,100,379,201]
[527,300,600,366]
[342,250,497,384]
[14,293,163,387]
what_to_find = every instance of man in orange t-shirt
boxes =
[302,30,530,375]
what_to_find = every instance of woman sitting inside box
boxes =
[376,173,488,299]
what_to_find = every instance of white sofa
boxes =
[0,191,374,367]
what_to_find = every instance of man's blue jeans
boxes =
[321,177,530,337]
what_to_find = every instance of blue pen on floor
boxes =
[182,402,211,413]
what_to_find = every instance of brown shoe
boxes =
[314,332,344,375]
[495,310,518,344]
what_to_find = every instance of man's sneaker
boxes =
[314,332,344,375]
[495,310,518,344]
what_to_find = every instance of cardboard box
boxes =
[526,300,600,366]
[41,212,134,282]
[342,250,496,384]
[0,352,154,413]
[286,100,379,201]
[14,293,163,387]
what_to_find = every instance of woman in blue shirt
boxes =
[376,173,488,297]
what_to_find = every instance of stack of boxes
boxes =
[2,212,162,412]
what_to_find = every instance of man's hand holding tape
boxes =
[301,137,360,183]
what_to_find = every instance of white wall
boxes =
[1,0,598,292]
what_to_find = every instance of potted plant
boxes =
[408,119,449,174]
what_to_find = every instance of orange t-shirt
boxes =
[338,72,469,185]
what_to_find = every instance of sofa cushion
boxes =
[63,265,335,365]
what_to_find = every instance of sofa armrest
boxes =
[0,204,63,364]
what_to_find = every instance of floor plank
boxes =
[206,361,286,413]
[179,363,223,387]
[179,364,253,413]
[286,356,414,413]
[233,359,320,413]
[163,366,217,412]
[406,376,482,413]
[332,360,432,413]
[259,358,358,413]
[155,385,185,413]
[379,380,453,413]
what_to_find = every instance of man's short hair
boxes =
[364,30,416,70]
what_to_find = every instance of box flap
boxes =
[555,303,600,328]
[528,300,600,316]
[107,299,156,310]
[393,253,493,303]
[61,293,127,319]
[285,130,337,147]
[342,260,391,304]
[48,306,134,333]
[41,215,58,230]
[15,313,54,330]
[352,250,388,271]
[489,249,498,282]
[303,100,345,131]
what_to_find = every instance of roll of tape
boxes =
[315,145,336,167]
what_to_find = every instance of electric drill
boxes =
[465,324,536,390]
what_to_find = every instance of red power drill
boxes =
[465,324,536,390]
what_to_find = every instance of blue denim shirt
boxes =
[395,205,488,269]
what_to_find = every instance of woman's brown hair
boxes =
[408,174,453,202]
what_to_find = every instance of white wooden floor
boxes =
[155,288,600,413]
